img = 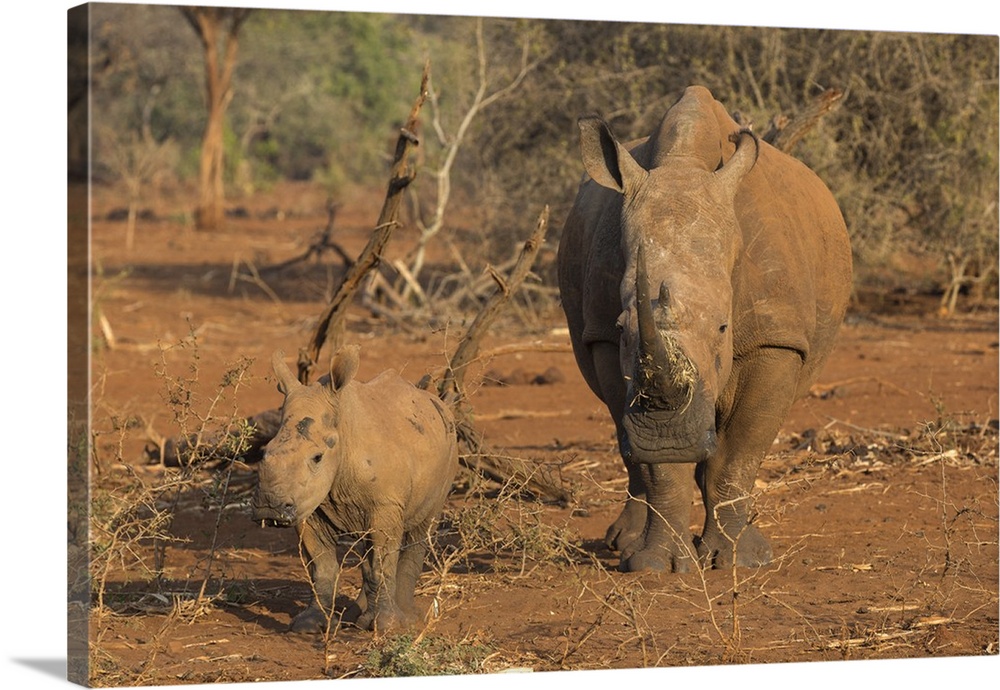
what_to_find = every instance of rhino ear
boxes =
[578,116,647,196]
[272,350,301,395]
[328,344,360,392]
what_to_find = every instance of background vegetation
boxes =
[76,3,998,310]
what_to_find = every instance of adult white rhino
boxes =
[557,85,852,572]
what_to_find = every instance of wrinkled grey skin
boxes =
[252,346,458,632]
[558,86,852,573]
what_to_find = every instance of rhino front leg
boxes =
[697,347,802,569]
[589,342,647,553]
[291,513,342,633]
[619,461,696,573]
[606,459,648,553]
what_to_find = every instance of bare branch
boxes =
[437,206,549,427]
[400,19,540,302]
[297,62,431,384]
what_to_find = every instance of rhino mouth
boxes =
[625,420,717,464]
[257,517,294,529]
[251,500,298,528]
[622,383,717,464]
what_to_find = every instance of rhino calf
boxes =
[252,346,458,633]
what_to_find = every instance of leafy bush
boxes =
[363,634,495,677]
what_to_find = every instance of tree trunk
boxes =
[181,7,250,231]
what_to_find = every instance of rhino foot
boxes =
[697,523,773,569]
[355,603,415,633]
[289,606,332,634]
[340,599,364,625]
[619,537,693,573]
[604,498,646,552]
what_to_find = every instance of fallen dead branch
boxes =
[475,409,572,422]
[149,408,281,467]
[261,198,355,275]
[822,417,911,440]
[822,617,952,651]
[477,341,574,360]
[355,234,559,330]
[822,482,886,495]
[814,563,874,572]
[809,375,915,399]
[228,257,281,303]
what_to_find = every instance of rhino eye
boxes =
[311,452,323,465]
[719,324,728,334]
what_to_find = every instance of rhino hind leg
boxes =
[355,513,409,632]
[697,347,803,569]
[395,519,436,621]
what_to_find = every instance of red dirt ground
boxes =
[80,182,998,686]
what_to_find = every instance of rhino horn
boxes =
[634,245,690,406]
[635,243,664,368]
[714,128,759,197]
[271,350,301,395]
